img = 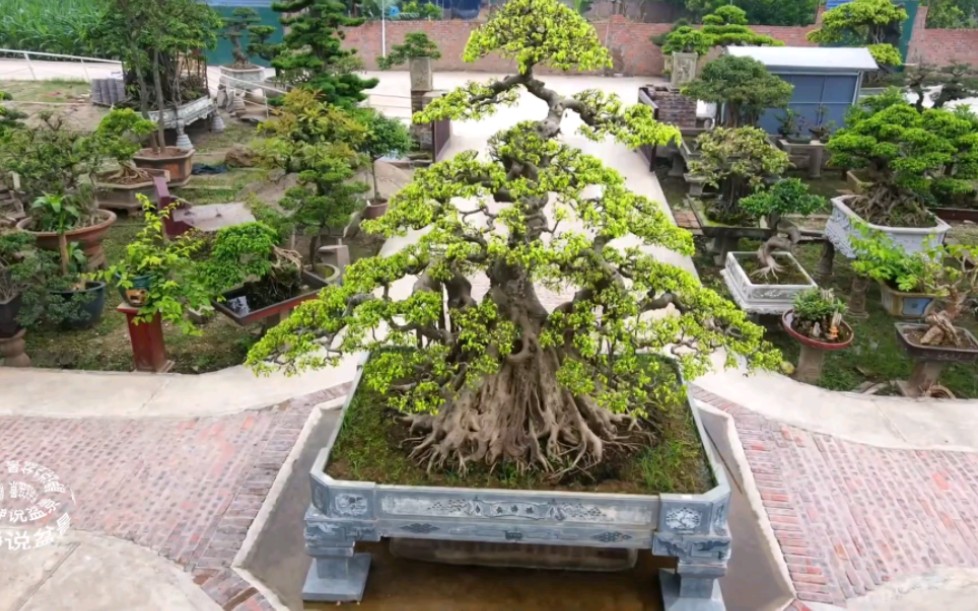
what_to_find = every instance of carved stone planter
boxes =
[777,139,826,179]
[684,173,707,197]
[721,252,817,315]
[824,196,950,260]
[146,96,215,131]
[219,65,265,89]
[303,359,733,609]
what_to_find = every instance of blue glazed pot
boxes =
[878,282,934,320]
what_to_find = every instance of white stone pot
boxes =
[824,195,950,259]
[721,251,817,315]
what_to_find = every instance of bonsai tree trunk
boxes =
[151,50,167,154]
[370,157,380,202]
[58,233,69,278]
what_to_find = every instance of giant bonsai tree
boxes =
[827,94,978,225]
[658,6,783,57]
[265,0,377,106]
[247,0,779,475]
[682,55,793,127]
[808,0,906,73]
[253,89,369,262]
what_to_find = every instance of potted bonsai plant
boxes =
[823,94,972,260]
[254,89,369,262]
[93,108,166,211]
[682,55,793,128]
[721,178,823,314]
[245,1,783,606]
[657,25,712,88]
[782,288,853,383]
[99,195,211,334]
[356,108,412,219]
[3,116,117,269]
[30,194,107,330]
[201,221,326,328]
[687,126,791,263]
[93,0,223,184]
[892,242,978,397]
[219,8,268,89]
[776,109,808,145]
[807,104,835,143]
[851,229,939,318]
[0,228,56,366]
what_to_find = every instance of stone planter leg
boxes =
[808,146,824,179]
[710,235,738,267]
[815,240,834,285]
[669,153,685,178]
[303,510,374,602]
[847,276,870,319]
[0,329,30,367]
[175,121,193,150]
[660,561,725,610]
[794,345,826,384]
[898,360,946,398]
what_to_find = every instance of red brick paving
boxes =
[0,383,349,611]
[693,386,978,607]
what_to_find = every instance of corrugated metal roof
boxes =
[726,46,879,71]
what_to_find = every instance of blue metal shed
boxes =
[726,46,878,136]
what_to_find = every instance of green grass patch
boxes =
[327,356,714,495]
[1,79,90,102]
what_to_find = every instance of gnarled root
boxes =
[403,348,640,478]
[920,310,960,346]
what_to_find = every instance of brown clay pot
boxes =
[16,209,117,270]
[782,310,854,384]
[133,147,194,186]
[364,198,388,219]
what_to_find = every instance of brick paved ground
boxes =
[693,386,978,607]
[0,383,349,611]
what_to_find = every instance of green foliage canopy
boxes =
[682,55,794,127]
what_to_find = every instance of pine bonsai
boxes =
[266,0,378,106]
[658,6,783,57]
[247,0,780,476]
[377,32,442,70]
[682,55,793,127]
[222,8,262,69]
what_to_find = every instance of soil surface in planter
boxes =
[735,254,810,285]
[327,358,713,495]
[901,326,978,351]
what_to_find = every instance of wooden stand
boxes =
[117,304,173,373]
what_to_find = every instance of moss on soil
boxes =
[327,357,715,495]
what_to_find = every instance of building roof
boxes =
[726,46,879,72]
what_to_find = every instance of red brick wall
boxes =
[345,7,978,76]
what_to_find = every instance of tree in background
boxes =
[684,0,819,25]
[247,0,780,475]
[657,5,783,53]
[355,109,413,205]
[682,55,793,127]
[377,32,442,69]
[901,63,978,111]
[926,0,978,28]
[808,0,907,73]
[265,0,377,106]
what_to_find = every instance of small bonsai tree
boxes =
[900,242,978,346]
[198,221,304,306]
[790,288,849,343]
[776,109,805,141]
[851,228,932,293]
[701,6,784,47]
[377,31,442,70]
[827,96,978,225]
[807,0,906,76]
[99,196,210,334]
[0,228,57,332]
[222,8,262,69]
[264,0,377,106]
[0,113,103,211]
[94,108,158,183]
[253,89,369,261]
[807,104,836,142]
[688,126,791,224]
[355,109,413,204]
[246,0,781,475]
[682,55,794,127]
[739,178,825,278]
